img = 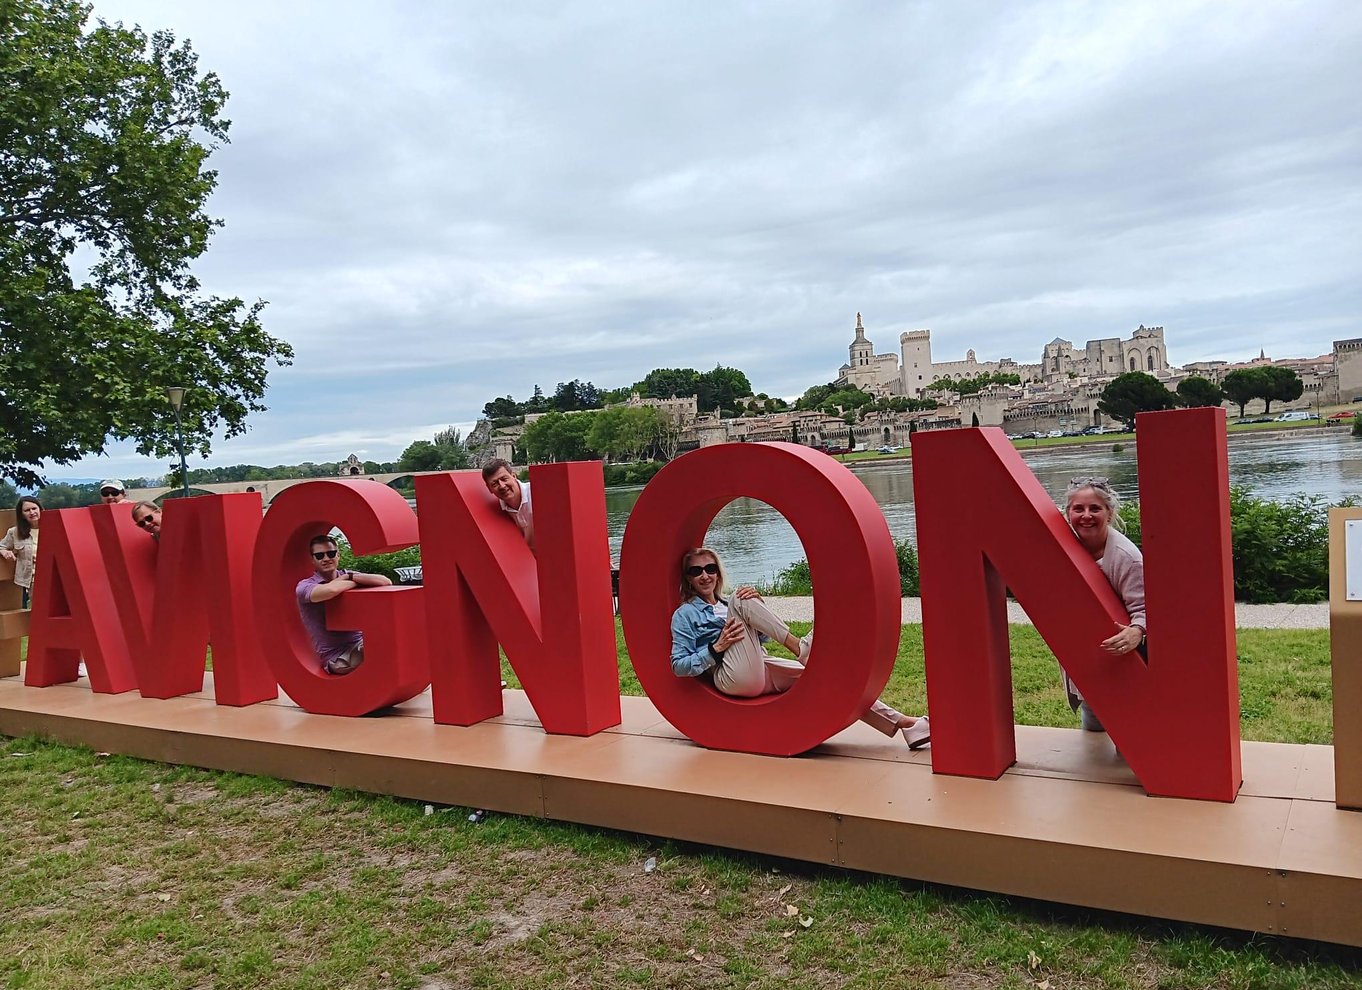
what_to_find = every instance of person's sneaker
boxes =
[901,716,931,750]
[797,632,813,663]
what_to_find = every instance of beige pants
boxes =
[712,596,905,736]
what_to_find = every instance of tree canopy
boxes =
[1176,376,1225,409]
[1221,368,1263,418]
[1097,372,1177,428]
[0,1,292,487]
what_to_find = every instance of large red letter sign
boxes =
[252,481,429,716]
[92,495,277,705]
[26,508,137,693]
[413,464,619,735]
[619,442,901,756]
[913,407,1241,801]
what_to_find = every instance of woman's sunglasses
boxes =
[312,549,339,560]
[684,563,720,578]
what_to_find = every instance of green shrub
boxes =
[335,537,422,584]
[1120,487,1354,604]
[1352,414,1362,437]
[760,538,919,596]
[603,461,664,487]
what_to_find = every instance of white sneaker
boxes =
[797,632,813,663]
[77,662,87,679]
[901,716,931,750]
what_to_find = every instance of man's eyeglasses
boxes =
[134,515,156,529]
[684,563,720,578]
[312,549,339,560]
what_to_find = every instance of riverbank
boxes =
[762,596,1330,628]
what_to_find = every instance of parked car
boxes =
[1274,410,1316,422]
[877,445,896,454]
[1045,430,1063,438]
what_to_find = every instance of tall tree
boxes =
[1176,376,1225,409]
[1096,372,1177,429]
[1221,368,1266,418]
[696,365,752,411]
[1259,366,1304,414]
[637,368,700,400]
[398,440,443,473]
[0,1,293,487]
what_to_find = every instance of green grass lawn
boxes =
[1,625,1356,989]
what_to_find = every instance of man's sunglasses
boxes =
[100,489,121,497]
[684,563,720,578]
[312,549,339,560]
[134,515,156,529]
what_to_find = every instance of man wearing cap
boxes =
[481,458,533,551]
[99,479,128,505]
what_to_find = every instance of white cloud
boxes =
[55,0,1362,479]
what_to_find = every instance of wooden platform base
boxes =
[1,672,1360,947]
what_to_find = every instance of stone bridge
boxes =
[125,470,456,506]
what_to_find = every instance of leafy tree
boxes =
[819,387,875,417]
[1096,372,1177,429]
[1259,366,1303,414]
[432,426,470,470]
[482,396,519,419]
[795,383,839,410]
[637,368,700,400]
[589,406,668,462]
[398,440,443,472]
[0,479,17,506]
[0,1,293,488]
[696,366,752,412]
[32,482,99,508]
[951,372,1021,395]
[1177,376,1225,409]
[525,384,549,413]
[1222,368,1266,418]
[551,379,602,412]
[521,411,597,463]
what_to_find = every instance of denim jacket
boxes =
[670,596,729,677]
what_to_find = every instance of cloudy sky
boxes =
[68,0,1362,482]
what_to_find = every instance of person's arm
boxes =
[670,607,719,678]
[1100,545,1146,654]
[309,577,357,602]
[346,571,392,588]
[0,528,14,560]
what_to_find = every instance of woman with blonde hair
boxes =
[669,545,930,748]
[0,496,42,608]
[1063,477,1146,732]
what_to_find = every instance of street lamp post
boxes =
[166,386,189,499]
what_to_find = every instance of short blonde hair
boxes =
[679,546,728,603]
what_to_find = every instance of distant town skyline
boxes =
[57,0,1361,482]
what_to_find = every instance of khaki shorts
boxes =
[325,642,366,676]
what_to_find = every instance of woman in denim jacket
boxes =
[669,545,930,749]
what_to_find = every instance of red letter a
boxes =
[26,508,137,693]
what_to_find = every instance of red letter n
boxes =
[912,408,1241,801]
[414,464,619,735]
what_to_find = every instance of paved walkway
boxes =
[764,597,1329,629]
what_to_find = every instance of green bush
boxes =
[761,538,919,596]
[1352,414,1362,437]
[603,461,664,487]
[335,537,422,584]
[1119,487,1354,604]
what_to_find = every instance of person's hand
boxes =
[733,585,763,601]
[713,617,746,652]
[1101,623,1143,655]
[0,549,13,562]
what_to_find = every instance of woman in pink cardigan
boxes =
[1064,477,1145,732]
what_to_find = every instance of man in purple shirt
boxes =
[295,535,391,674]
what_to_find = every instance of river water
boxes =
[602,431,1362,583]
